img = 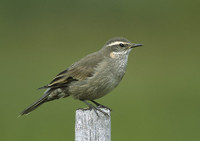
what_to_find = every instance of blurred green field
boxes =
[1,0,200,141]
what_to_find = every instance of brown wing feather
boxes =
[40,51,103,89]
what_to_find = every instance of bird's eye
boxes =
[119,43,125,47]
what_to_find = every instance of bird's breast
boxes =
[68,57,128,100]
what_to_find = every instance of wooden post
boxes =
[75,108,111,141]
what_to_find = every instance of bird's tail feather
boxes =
[20,88,52,116]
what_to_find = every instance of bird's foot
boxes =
[97,105,112,111]
[96,107,110,117]
[81,100,110,117]
[88,103,109,117]
[91,100,112,111]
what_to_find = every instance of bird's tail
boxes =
[20,89,51,116]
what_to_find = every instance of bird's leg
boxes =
[91,100,112,111]
[81,100,99,116]
[80,100,109,117]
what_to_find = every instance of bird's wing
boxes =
[39,52,103,89]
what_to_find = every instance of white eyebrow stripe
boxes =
[107,41,128,46]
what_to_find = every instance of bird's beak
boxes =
[131,43,143,48]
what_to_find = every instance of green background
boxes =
[1,0,200,141]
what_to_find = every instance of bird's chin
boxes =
[124,49,132,55]
[127,48,133,51]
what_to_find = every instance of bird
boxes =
[20,37,142,116]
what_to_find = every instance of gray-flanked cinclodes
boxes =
[20,37,142,116]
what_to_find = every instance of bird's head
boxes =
[102,37,142,59]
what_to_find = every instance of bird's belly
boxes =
[68,58,127,100]
[69,71,124,100]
